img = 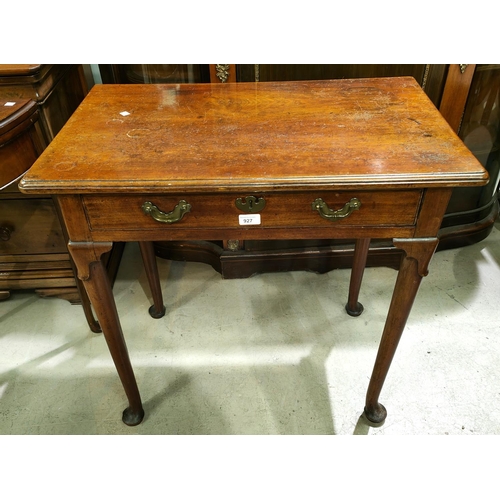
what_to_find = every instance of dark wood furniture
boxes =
[0,65,88,142]
[0,100,45,188]
[0,65,89,303]
[0,98,97,329]
[1,99,47,301]
[0,65,123,327]
[439,64,500,249]
[99,64,211,85]
[20,79,487,426]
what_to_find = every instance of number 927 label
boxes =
[238,214,261,225]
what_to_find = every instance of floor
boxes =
[1,225,500,435]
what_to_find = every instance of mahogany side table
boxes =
[19,78,488,426]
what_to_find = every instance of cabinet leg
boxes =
[345,238,370,316]
[364,238,438,424]
[69,242,145,425]
[139,241,166,319]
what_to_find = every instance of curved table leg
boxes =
[346,238,371,317]
[364,237,439,424]
[138,241,166,319]
[69,241,145,426]
[75,278,102,333]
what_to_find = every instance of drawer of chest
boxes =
[0,198,67,255]
[82,190,423,231]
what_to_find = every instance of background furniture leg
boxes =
[138,241,166,318]
[345,238,371,316]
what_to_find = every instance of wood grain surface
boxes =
[19,78,488,194]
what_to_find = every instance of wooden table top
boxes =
[20,78,488,195]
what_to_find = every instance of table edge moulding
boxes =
[19,78,488,426]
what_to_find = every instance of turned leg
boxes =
[364,238,439,424]
[346,238,371,317]
[138,241,166,319]
[69,241,145,426]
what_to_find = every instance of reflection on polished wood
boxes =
[20,78,487,426]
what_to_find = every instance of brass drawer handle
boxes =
[142,200,191,224]
[312,198,361,221]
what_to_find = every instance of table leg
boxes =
[69,241,145,426]
[138,241,166,319]
[75,275,102,333]
[53,198,101,333]
[364,238,439,424]
[345,238,371,316]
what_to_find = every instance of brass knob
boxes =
[0,226,13,241]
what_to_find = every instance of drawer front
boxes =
[83,190,423,232]
[0,199,67,255]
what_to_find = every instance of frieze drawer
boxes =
[83,190,423,232]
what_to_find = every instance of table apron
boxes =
[84,225,416,242]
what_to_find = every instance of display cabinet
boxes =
[439,64,500,249]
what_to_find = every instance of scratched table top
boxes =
[20,78,488,194]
